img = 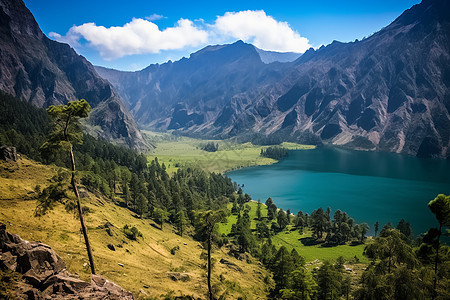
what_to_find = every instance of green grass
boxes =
[271,230,369,264]
[143,130,315,174]
[218,201,369,264]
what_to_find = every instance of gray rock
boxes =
[0,145,17,161]
[97,0,450,158]
[0,222,134,299]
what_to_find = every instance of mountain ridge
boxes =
[97,0,450,157]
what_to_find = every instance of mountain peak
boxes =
[0,0,43,39]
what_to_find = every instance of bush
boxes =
[122,224,142,240]
[201,142,219,152]
[170,246,180,255]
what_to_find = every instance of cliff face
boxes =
[98,0,450,157]
[0,0,148,150]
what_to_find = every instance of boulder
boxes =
[0,145,17,161]
[167,272,190,282]
[0,223,134,299]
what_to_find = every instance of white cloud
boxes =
[56,18,208,59]
[51,10,311,59]
[213,10,310,53]
[145,14,165,21]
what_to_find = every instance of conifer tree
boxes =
[40,99,96,274]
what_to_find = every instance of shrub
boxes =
[122,224,142,240]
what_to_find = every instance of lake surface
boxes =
[227,147,450,235]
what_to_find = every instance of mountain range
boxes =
[1,0,449,158]
[97,0,450,158]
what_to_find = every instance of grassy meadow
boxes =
[143,130,315,174]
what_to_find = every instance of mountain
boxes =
[95,41,292,134]
[246,0,450,158]
[97,0,449,158]
[0,0,148,150]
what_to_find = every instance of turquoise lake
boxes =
[227,147,450,236]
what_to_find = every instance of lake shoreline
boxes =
[227,147,450,236]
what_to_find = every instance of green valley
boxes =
[144,130,314,174]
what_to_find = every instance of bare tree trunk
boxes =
[70,148,96,275]
[432,224,442,300]
[207,232,213,300]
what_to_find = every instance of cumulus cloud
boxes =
[213,10,310,53]
[55,18,208,59]
[51,10,311,59]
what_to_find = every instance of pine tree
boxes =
[40,99,96,274]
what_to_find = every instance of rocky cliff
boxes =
[247,0,450,157]
[97,0,450,158]
[0,0,148,150]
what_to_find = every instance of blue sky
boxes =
[24,0,420,71]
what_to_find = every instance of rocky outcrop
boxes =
[0,145,17,161]
[0,0,148,151]
[0,223,133,299]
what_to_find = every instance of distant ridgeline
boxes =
[260,146,288,160]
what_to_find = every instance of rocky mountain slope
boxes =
[247,0,450,158]
[95,41,293,133]
[0,0,148,150]
[97,0,450,158]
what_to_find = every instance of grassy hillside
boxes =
[0,158,271,299]
[144,130,315,174]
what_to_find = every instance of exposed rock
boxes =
[167,272,190,282]
[0,222,134,299]
[0,145,17,161]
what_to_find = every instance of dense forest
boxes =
[227,196,450,299]
[1,92,449,299]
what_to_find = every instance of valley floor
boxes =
[143,130,314,174]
